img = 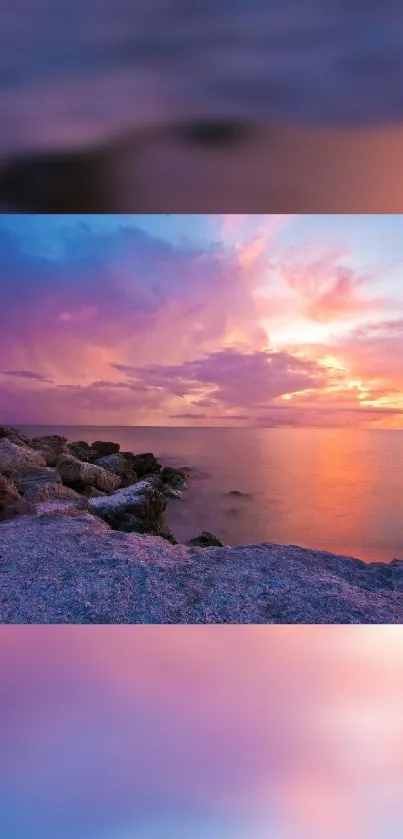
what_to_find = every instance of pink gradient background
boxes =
[1,626,402,838]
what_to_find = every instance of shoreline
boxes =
[1,425,402,623]
[1,513,402,623]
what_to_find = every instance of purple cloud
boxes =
[0,369,53,383]
[114,348,331,411]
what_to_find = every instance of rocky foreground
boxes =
[0,426,402,623]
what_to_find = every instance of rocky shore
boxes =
[0,425,402,623]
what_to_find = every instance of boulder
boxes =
[88,479,167,520]
[35,499,89,517]
[0,439,46,478]
[228,489,252,498]
[0,426,31,447]
[164,486,183,500]
[0,473,36,522]
[95,453,138,486]
[82,486,107,499]
[57,454,121,493]
[91,440,120,458]
[2,516,402,623]
[29,434,68,465]
[13,467,86,505]
[161,466,187,489]
[87,479,171,540]
[67,441,93,462]
[127,452,162,479]
[187,531,225,548]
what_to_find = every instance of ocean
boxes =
[20,425,403,563]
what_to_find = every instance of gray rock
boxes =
[187,531,225,548]
[228,489,252,497]
[95,453,137,486]
[164,486,183,500]
[161,466,187,489]
[29,434,68,465]
[67,441,93,462]
[13,467,86,505]
[0,426,31,447]
[87,479,167,521]
[57,454,121,493]
[128,452,162,479]
[0,473,36,521]
[91,440,120,458]
[82,486,107,499]
[0,439,46,478]
[0,516,402,623]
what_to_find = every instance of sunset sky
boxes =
[1,626,403,839]
[1,213,403,427]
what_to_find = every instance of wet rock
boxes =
[161,466,187,489]
[0,439,46,478]
[164,486,183,500]
[128,452,162,479]
[187,531,225,548]
[87,479,171,540]
[91,440,120,458]
[57,454,121,493]
[95,453,137,487]
[87,479,167,521]
[228,490,252,497]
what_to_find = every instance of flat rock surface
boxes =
[0,514,402,623]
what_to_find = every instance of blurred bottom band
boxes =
[1,122,403,212]
[0,625,402,839]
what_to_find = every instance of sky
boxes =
[1,625,403,839]
[1,213,403,428]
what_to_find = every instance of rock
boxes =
[0,474,36,522]
[82,486,107,499]
[35,499,89,517]
[161,466,187,489]
[1,516,402,623]
[101,510,177,544]
[0,473,21,509]
[128,452,162,479]
[91,440,120,458]
[95,453,137,487]
[13,467,86,505]
[29,434,68,465]
[0,439,46,478]
[0,426,31,447]
[57,454,121,493]
[67,441,93,462]
[88,478,170,540]
[87,479,167,521]
[228,489,251,497]
[164,486,183,500]
[187,531,225,548]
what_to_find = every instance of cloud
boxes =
[277,247,382,324]
[0,369,53,383]
[1,216,402,426]
[115,348,331,412]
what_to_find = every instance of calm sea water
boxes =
[20,425,403,563]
